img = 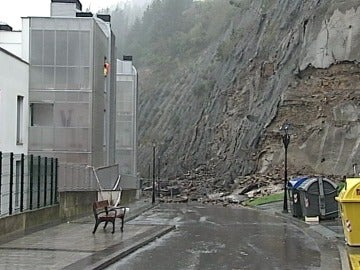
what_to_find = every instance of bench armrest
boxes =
[96,207,117,215]
[109,206,127,215]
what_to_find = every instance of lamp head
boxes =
[279,122,292,136]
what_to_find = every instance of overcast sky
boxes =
[0,0,124,30]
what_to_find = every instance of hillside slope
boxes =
[135,0,360,184]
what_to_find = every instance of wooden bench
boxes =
[92,200,127,234]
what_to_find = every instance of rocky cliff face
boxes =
[137,0,360,185]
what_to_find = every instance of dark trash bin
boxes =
[287,176,309,217]
[298,176,338,220]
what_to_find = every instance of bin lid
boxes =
[297,177,337,191]
[335,178,360,202]
[297,177,317,191]
[287,176,309,189]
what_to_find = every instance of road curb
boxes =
[62,224,176,270]
[92,225,175,270]
[337,244,352,270]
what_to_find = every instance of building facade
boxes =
[0,0,139,203]
[116,57,138,189]
[21,0,116,168]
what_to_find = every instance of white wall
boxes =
[0,48,29,154]
[0,31,22,58]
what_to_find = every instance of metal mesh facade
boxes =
[28,17,114,168]
[116,60,138,188]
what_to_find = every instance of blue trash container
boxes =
[287,176,309,217]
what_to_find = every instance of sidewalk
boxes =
[257,201,359,270]
[0,199,175,270]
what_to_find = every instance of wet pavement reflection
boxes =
[107,203,341,270]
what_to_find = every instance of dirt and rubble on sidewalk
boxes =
[143,164,342,206]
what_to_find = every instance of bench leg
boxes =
[93,221,100,234]
[103,221,108,229]
[120,217,124,232]
[112,220,115,234]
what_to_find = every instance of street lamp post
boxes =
[157,156,161,197]
[280,122,292,213]
[152,143,156,204]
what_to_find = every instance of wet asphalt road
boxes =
[106,203,341,270]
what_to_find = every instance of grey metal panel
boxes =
[54,91,90,102]
[31,104,54,126]
[94,164,119,190]
[30,30,42,65]
[54,128,90,151]
[51,3,78,17]
[43,30,55,65]
[29,66,43,89]
[120,175,139,190]
[58,163,120,192]
[29,127,54,150]
[29,91,55,101]
[53,102,90,127]
[90,20,108,167]
[115,59,138,183]
[56,30,67,66]
[79,31,90,66]
[116,149,135,175]
[58,163,95,191]
[55,67,67,89]
[28,16,116,190]
[107,30,117,165]
[43,67,55,89]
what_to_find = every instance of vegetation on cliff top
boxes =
[113,0,236,75]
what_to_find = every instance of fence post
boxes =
[0,151,2,214]
[20,153,24,212]
[55,158,58,204]
[29,155,33,210]
[9,153,14,215]
[50,158,54,204]
[37,156,41,209]
[44,157,47,206]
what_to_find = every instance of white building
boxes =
[0,46,29,154]
[0,46,29,215]
[0,25,22,58]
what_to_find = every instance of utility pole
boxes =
[152,143,156,204]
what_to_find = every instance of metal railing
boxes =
[0,152,58,217]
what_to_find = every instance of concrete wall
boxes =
[0,205,60,238]
[121,189,139,204]
[59,191,97,220]
[59,190,139,219]
[0,190,139,238]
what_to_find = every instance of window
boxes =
[16,96,24,144]
[30,103,54,126]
